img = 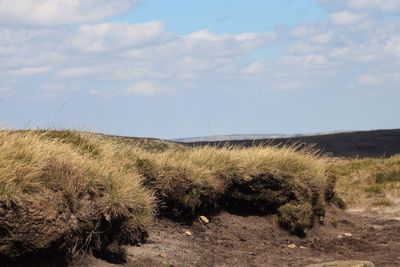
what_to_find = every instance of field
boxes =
[0,130,399,266]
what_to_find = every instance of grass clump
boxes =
[330,193,347,209]
[278,203,313,236]
[39,129,102,157]
[140,144,332,234]
[0,129,339,260]
[0,130,154,261]
[375,169,400,184]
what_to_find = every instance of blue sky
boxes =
[0,0,399,139]
[121,0,326,34]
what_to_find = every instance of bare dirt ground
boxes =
[74,207,400,267]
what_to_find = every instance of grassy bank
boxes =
[331,155,400,212]
[0,130,154,262]
[0,130,337,261]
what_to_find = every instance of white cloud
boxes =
[40,83,79,93]
[287,43,320,54]
[358,72,400,85]
[89,89,119,97]
[347,0,400,11]
[310,33,332,45]
[3,66,51,76]
[0,0,398,99]
[0,45,16,56]
[330,11,365,25]
[291,25,317,38]
[319,0,400,13]
[384,36,400,59]
[278,81,306,91]
[71,21,170,53]
[187,30,223,41]
[0,0,139,26]
[281,1,400,91]
[234,32,278,49]
[279,54,328,65]
[182,30,276,56]
[55,66,102,79]
[0,17,278,96]
[126,81,160,96]
[242,61,267,75]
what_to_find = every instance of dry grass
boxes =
[0,130,154,221]
[330,155,400,213]
[142,145,329,221]
[0,130,154,259]
[0,129,335,259]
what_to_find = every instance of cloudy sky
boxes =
[0,0,399,138]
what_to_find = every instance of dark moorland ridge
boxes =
[177,129,400,158]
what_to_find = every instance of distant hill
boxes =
[174,134,295,143]
[173,131,350,143]
[176,129,400,158]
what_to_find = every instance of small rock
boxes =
[287,244,297,249]
[127,255,136,262]
[159,252,167,258]
[337,234,344,239]
[200,215,209,224]
[184,230,192,236]
[344,232,352,237]
[299,246,306,249]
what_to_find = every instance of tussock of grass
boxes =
[0,129,336,260]
[375,169,400,184]
[278,203,313,236]
[0,130,154,260]
[133,144,333,237]
[39,130,102,157]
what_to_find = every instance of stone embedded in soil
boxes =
[287,244,297,249]
[344,232,352,237]
[305,260,375,267]
[200,215,209,224]
[184,230,192,236]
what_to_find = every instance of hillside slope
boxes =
[179,129,400,158]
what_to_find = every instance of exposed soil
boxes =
[71,207,400,267]
[0,192,147,266]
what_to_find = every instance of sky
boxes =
[0,0,399,139]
